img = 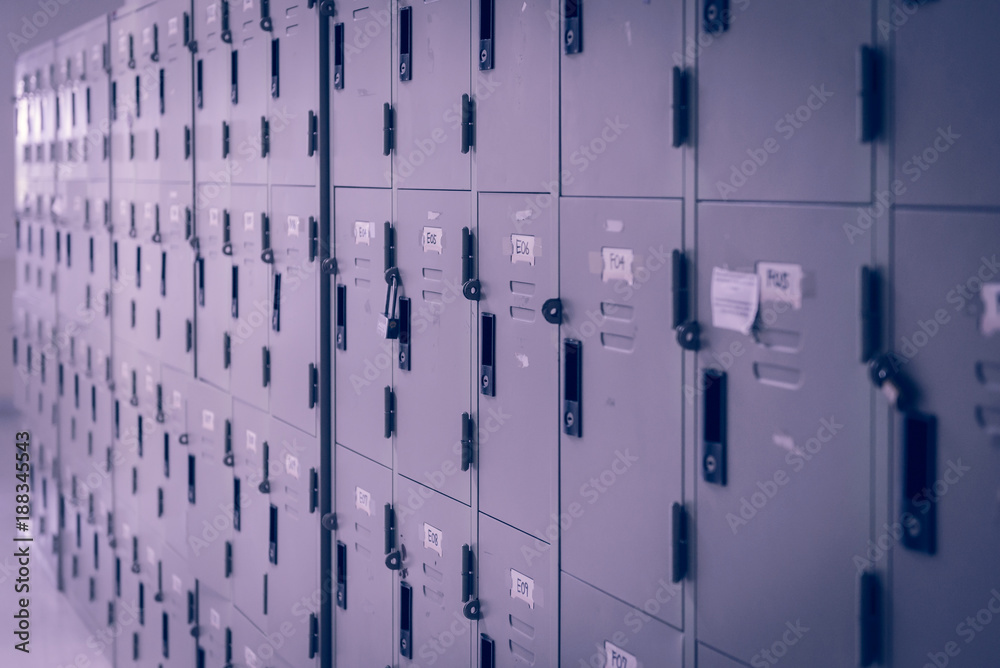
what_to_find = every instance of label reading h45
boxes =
[422,523,443,556]
[756,262,803,310]
[604,641,639,668]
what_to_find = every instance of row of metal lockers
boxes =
[13,0,1000,667]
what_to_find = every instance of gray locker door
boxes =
[158,2,194,181]
[184,380,234,588]
[230,186,271,411]
[472,0,556,193]
[334,444,395,668]
[267,418,320,666]
[197,583,233,668]
[161,545,199,668]
[269,1,319,187]
[84,34,111,180]
[330,1,393,188]
[477,193,558,540]
[395,189,473,505]
[195,0,232,184]
[110,14,137,182]
[559,197,683,628]
[698,643,751,668]
[161,365,191,558]
[560,572,684,668]
[232,609,298,668]
[135,411,164,537]
[195,186,232,391]
[112,396,140,558]
[113,241,139,347]
[90,382,116,517]
[396,477,474,668]
[894,2,1000,207]
[131,3,160,182]
[160,185,195,374]
[232,398,271,634]
[268,186,319,435]
[560,0,683,199]
[696,204,872,667]
[393,0,471,191]
[891,211,1000,667]
[697,0,870,203]
[333,187,393,467]
[478,514,555,668]
[115,565,150,667]
[230,0,270,185]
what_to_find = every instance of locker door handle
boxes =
[384,387,395,439]
[399,581,413,659]
[460,94,475,154]
[461,413,474,472]
[309,613,319,659]
[563,339,582,437]
[857,45,880,143]
[260,117,270,157]
[308,216,318,261]
[158,68,165,115]
[161,611,169,659]
[859,266,880,363]
[268,503,278,564]
[185,126,191,159]
[480,312,495,396]
[259,442,271,494]
[160,252,167,297]
[859,571,883,666]
[262,347,271,388]
[152,206,162,244]
[382,103,394,156]
[113,241,119,280]
[564,0,582,54]
[461,227,480,300]
[309,363,319,409]
[384,503,401,569]
[270,38,280,98]
[260,0,273,31]
[333,23,344,89]
[231,266,238,317]
[222,121,230,158]
[398,297,410,370]
[308,112,318,156]
[221,0,232,43]
[224,333,231,369]
[478,0,494,70]
[309,468,318,513]
[460,544,481,620]
[195,59,203,110]
[187,455,195,504]
[702,369,727,486]
[272,273,281,332]
[901,412,936,554]
[671,67,690,148]
[197,258,205,307]
[336,540,347,610]
[335,285,347,351]
[671,502,689,582]
[260,213,273,262]
[399,6,412,81]
[230,50,238,104]
[225,540,233,577]
[222,210,233,255]
[480,634,495,668]
[186,320,193,352]
[135,75,141,118]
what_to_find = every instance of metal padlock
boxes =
[378,274,400,339]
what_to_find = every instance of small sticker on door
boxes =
[120,199,128,216]
[209,208,219,226]
[147,546,156,565]
[172,390,182,409]
[144,202,154,220]
[981,283,1000,336]
[244,211,255,230]
[246,430,257,452]
[422,227,443,254]
[122,523,131,539]
[423,523,443,556]
[285,453,299,479]
[354,221,373,245]
[511,234,535,266]
[757,262,803,310]
[287,215,301,237]
[121,361,129,379]
[510,569,534,609]
[711,267,760,335]
[355,487,371,516]
[172,574,182,594]
[202,410,215,431]
[601,247,634,285]
[207,3,217,22]
[605,641,638,668]
[210,608,220,630]
[118,34,127,54]
[170,205,180,222]
[143,27,152,45]
[145,373,154,394]
[244,0,254,10]
[168,17,178,35]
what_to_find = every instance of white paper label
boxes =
[168,18,178,35]
[210,608,220,630]
[354,221,373,245]
[143,202,152,221]
[511,234,535,266]
[209,208,219,226]
[711,268,760,335]
[757,262,803,310]
[170,205,180,222]
[172,575,182,594]
[147,546,156,565]
[355,487,371,516]
[244,0,254,9]
[422,227,443,254]
[423,523,443,556]
[118,35,127,54]
[605,642,639,668]
[202,409,215,431]
[145,373,154,394]
[244,211,255,230]
[122,523,131,539]
[510,569,534,608]
[285,453,299,479]
[120,199,128,216]
[121,361,129,379]
[143,27,152,45]
[173,390,182,409]
[981,283,1000,336]
[207,3,217,22]
[246,430,257,452]
[601,247,634,285]
[287,215,301,237]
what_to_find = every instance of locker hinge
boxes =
[703,0,730,34]
[309,468,319,513]
[384,503,401,569]
[383,386,395,438]
[223,420,234,467]
[868,353,914,412]
[671,67,691,148]
[541,298,563,325]
[309,363,319,408]
[156,383,165,423]
[460,227,480,300]
[221,0,232,43]
[260,0,273,31]
[319,0,335,15]
[184,126,191,159]
[860,266,881,364]
[157,488,164,518]
[223,333,231,369]
[225,541,233,578]
[186,320,193,352]
[322,257,338,275]
[857,45,882,143]
[102,43,111,73]
[382,103,394,156]
[461,544,481,619]
[336,540,347,609]
[222,121,230,158]
[108,601,114,627]
[859,571,883,666]
[260,213,273,263]
[262,347,271,387]
[671,502,689,582]
[260,117,270,157]
[269,504,279,564]
[672,250,701,350]
[308,110,318,156]
[308,216,319,262]
[308,613,319,658]
[322,512,337,531]
[259,442,271,493]
[461,413,474,471]
[461,94,475,154]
